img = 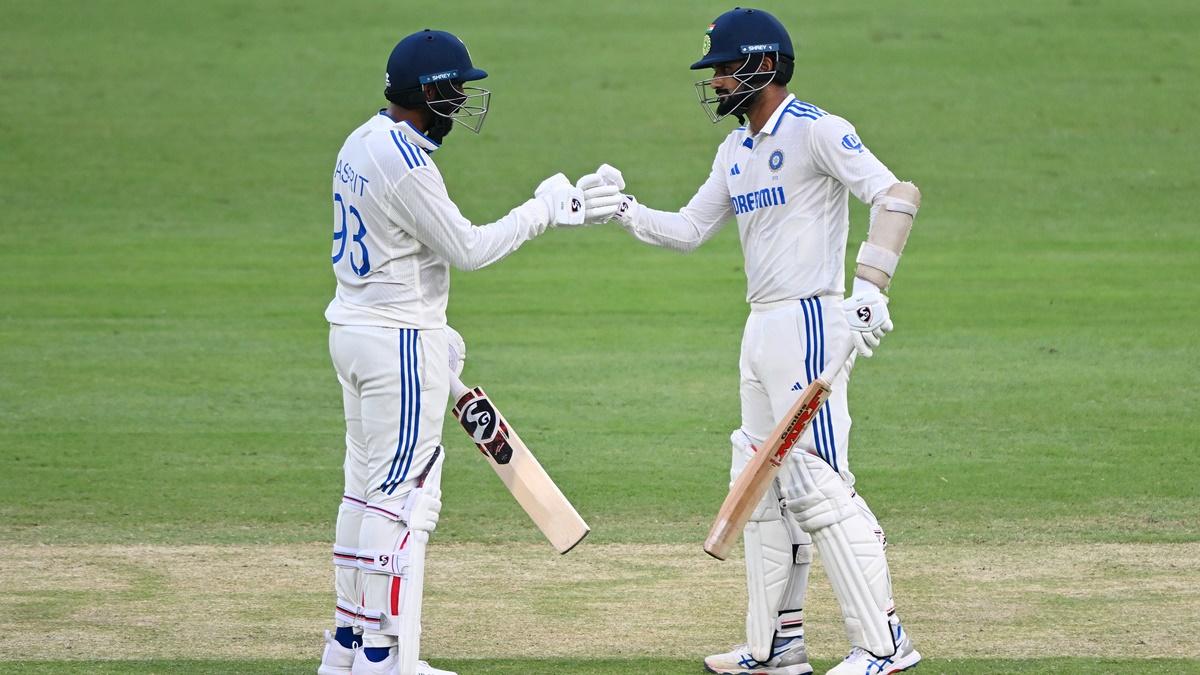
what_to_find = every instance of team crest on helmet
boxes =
[702,23,715,56]
[769,149,785,172]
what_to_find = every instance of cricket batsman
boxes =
[316,29,619,675]
[584,8,922,674]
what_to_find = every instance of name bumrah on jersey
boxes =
[334,159,369,197]
[731,186,786,215]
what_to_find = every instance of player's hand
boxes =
[444,325,466,377]
[574,173,622,224]
[534,173,586,227]
[841,282,893,358]
[401,484,443,532]
[584,164,639,226]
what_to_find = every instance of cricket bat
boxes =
[704,342,856,560]
[450,374,589,554]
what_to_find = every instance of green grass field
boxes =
[2,1,1198,673]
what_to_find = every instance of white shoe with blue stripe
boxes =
[825,620,921,675]
[704,635,813,674]
[316,630,354,675]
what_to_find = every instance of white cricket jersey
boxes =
[621,94,898,303]
[324,111,550,329]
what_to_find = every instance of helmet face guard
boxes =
[424,77,490,134]
[694,52,777,124]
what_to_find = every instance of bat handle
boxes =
[449,372,469,399]
[816,342,857,386]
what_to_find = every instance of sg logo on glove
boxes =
[571,197,582,213]
[856,306,872,323]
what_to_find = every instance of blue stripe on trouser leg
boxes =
[381,329,416,493]
[395,330,421,489]
[798,299,817,464]
[813,298,838,472]
[800,298,828,465]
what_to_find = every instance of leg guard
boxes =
[781,451,895,657]
[394,448,443,675]
[333,493,366,628]
[357,448,444,660]
[734,431,812,663]
[734,431,792,663]
[776,516,812,640]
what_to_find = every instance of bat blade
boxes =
[704,378,833,561]
[452,385,590,554]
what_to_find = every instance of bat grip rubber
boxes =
[449,373,469,399]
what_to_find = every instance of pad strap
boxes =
[358,606,385,632]
[879,194,918,216]
[333,545,358,569]
[855,242,900,278]
[335,598,365,626]
[364,502,404,522]
[356,548,411,576]
[342,493,367,511]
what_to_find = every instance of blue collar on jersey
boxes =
[376,110,441,153]
[758,93,797,137]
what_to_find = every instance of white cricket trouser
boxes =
[739,295,854,483]
[736,295,897,651]
[327,324,449,645]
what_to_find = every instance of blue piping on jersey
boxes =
[767,99,828,135]
[390,130,418,169]
[390,130,427,169]
[399,121,441,151]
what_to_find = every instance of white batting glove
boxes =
[401,484,443,532]
[583,163,639,226]
[841,280,893,358]
[612,193,638,226]
[534,173,586,227]
[444,325,466,377]
[574,173,622,224]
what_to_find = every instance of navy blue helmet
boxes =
[384,29,490,140]
[691,8,794,123]
[691,7,794,71]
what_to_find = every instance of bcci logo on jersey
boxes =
[768,149,784,172]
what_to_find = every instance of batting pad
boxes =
[745,504,793,661]
[782,452,894,656]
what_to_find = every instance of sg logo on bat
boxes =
[457,394,514,465]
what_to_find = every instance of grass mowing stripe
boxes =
[2,543,1197,662]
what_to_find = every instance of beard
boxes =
[715,88,755,119]
[426,113,455,144]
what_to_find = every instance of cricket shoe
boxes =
[348,646,457,675]
[350,647,394,675]
[825,620,920,675]
[317,630,355,675]
[409,661,457,675]
[704,636,813,675]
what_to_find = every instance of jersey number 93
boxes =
[332,192,371,276]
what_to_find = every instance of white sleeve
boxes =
[389,167,550,271]
[810,116,899,205]
[620,151,733,253]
